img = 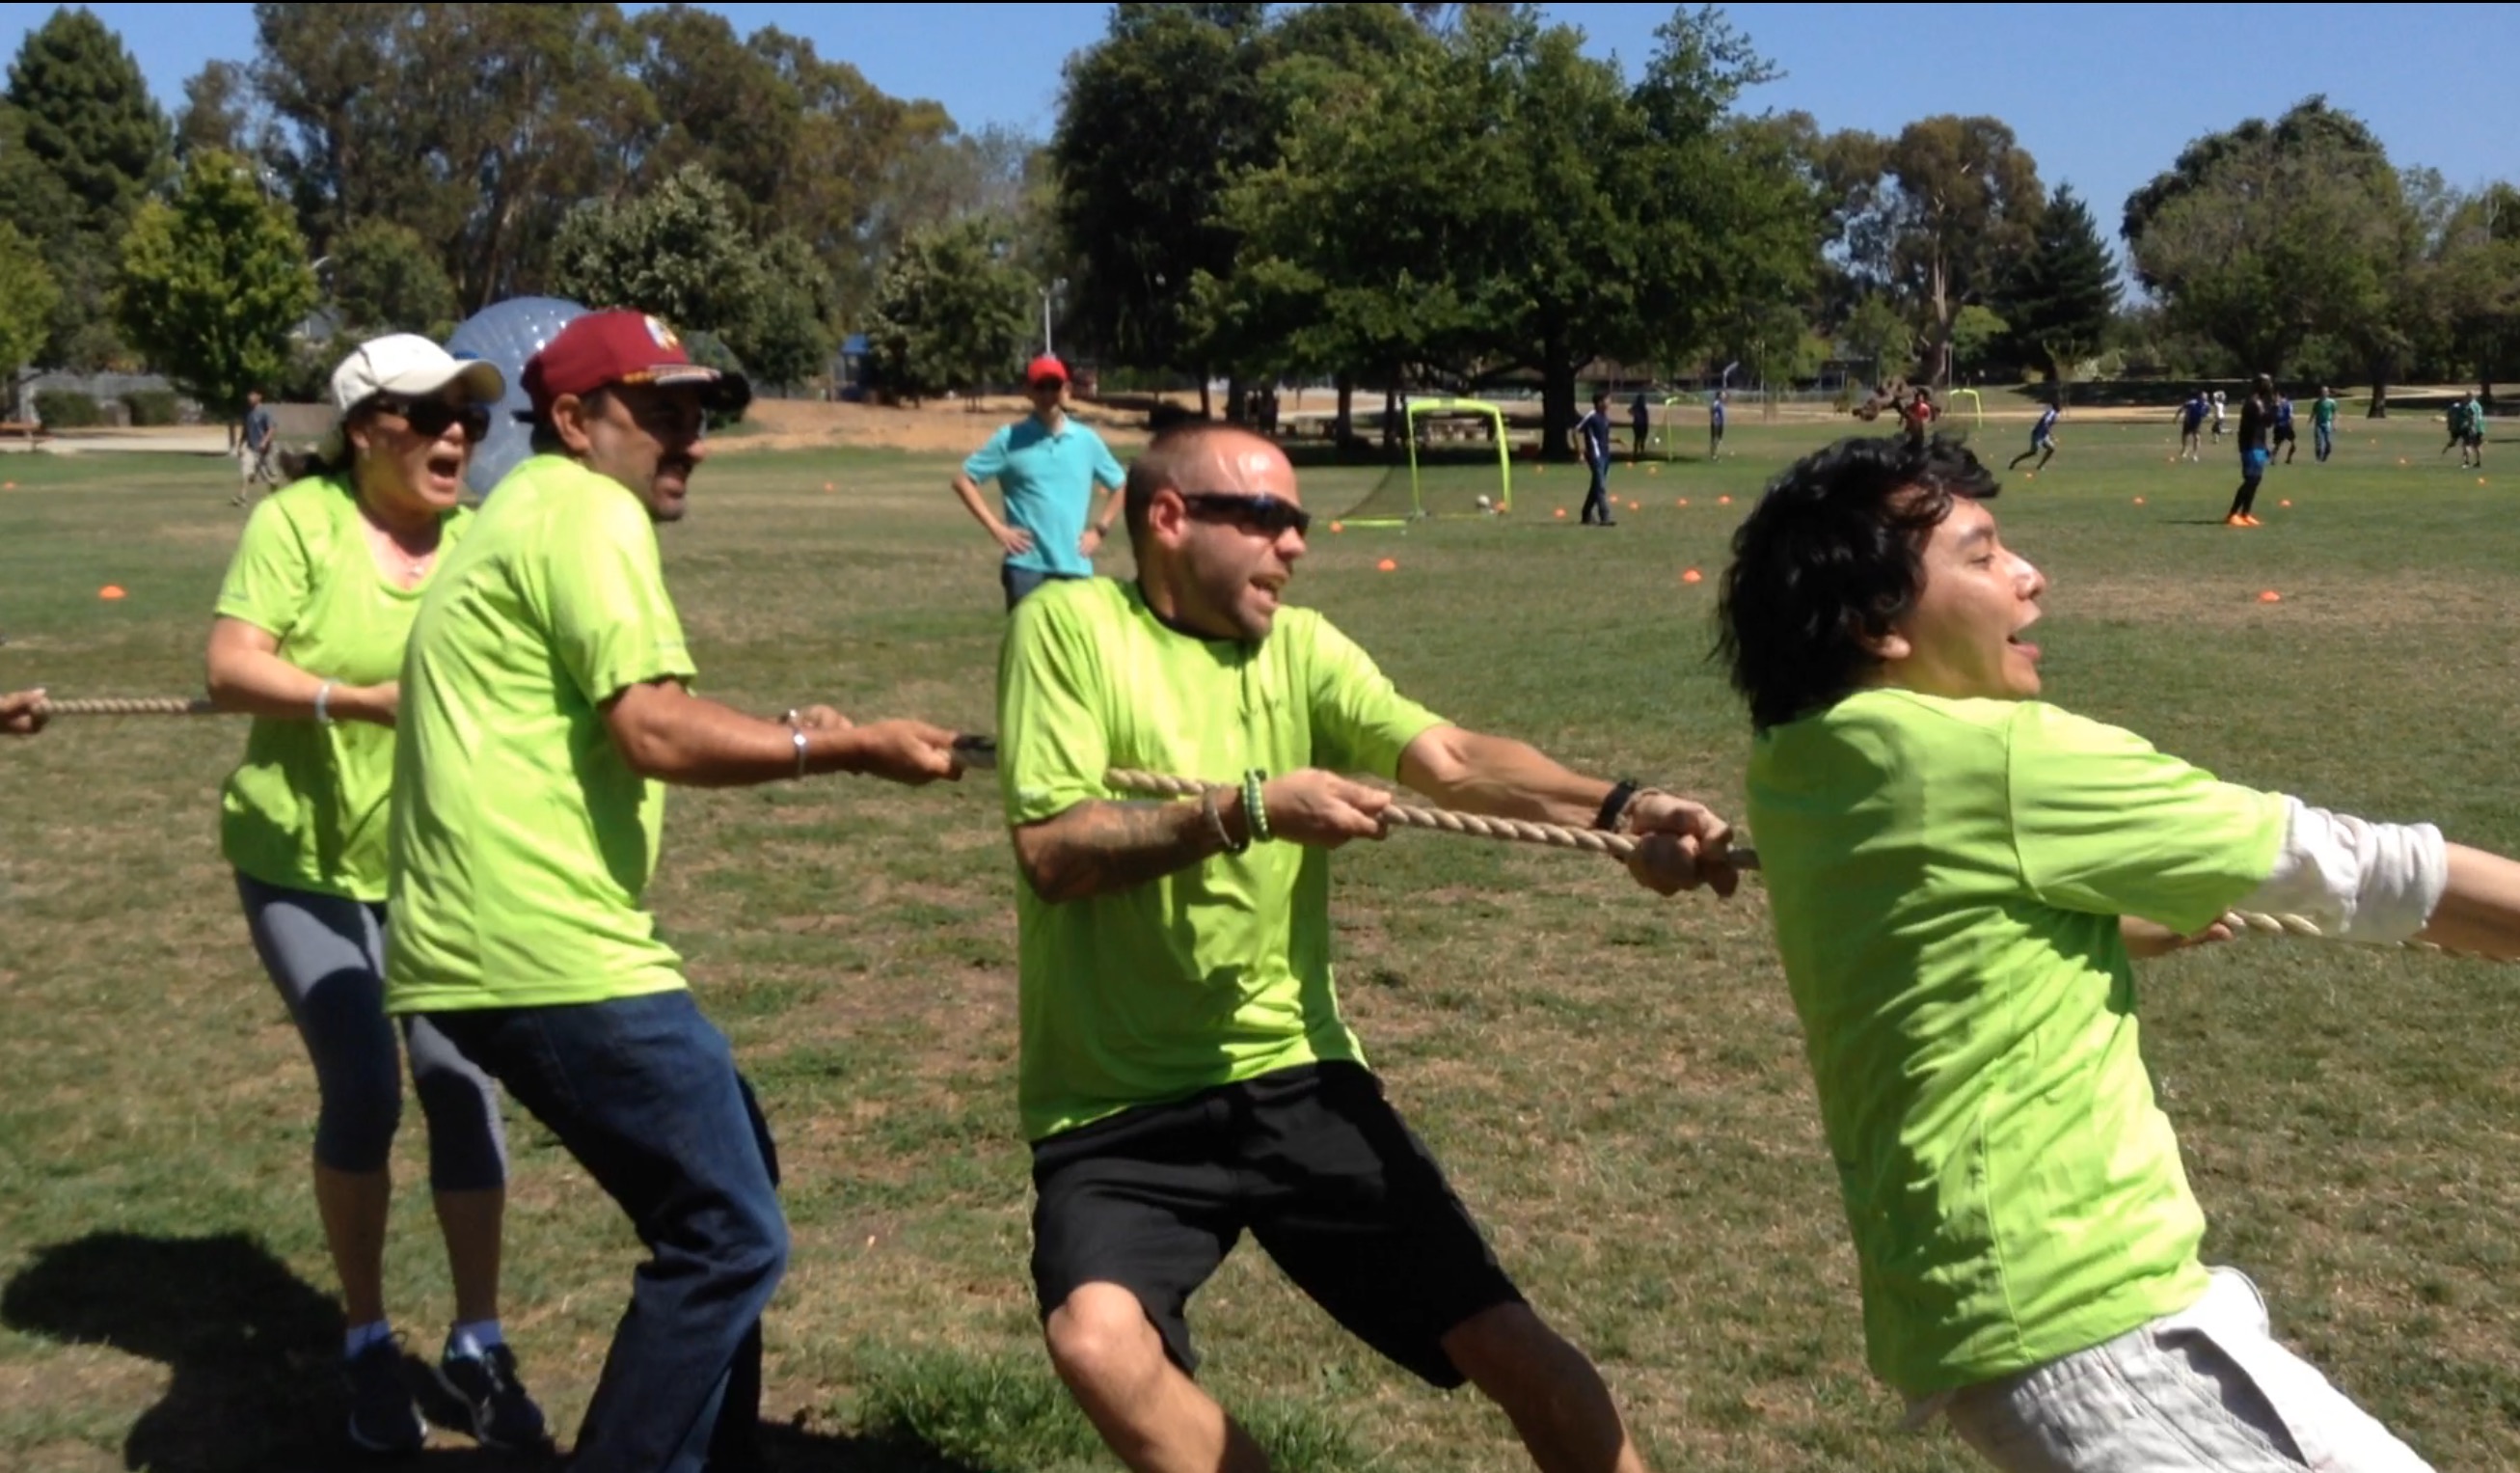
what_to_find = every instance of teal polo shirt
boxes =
[962,415,1125,577]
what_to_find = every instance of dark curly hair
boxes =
[1715,434,2000,731]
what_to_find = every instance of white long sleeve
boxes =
[2237,797,2448,943]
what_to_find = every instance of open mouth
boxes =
[424,450,465,484]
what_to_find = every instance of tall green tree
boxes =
[5,8,168,232]
[3,7,170,368]
[2127,101,2414,404]
[176,61,257,163]
[863,213,1033,402]
[115,150,317,418]
[2431,182,2520,399]
[1996,185,2120,387]
[1853,116,2045,388]
[549,164,765,337]
[0,221,60,414]
[329,216,458,338]
[1843,292,1911,384]
[1051,2,1271,402]
[254,2,651,310]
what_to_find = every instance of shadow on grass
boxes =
[0,1232,1009,1473]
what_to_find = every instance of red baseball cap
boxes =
[1025,354,1069,387]
[523,310,752,420]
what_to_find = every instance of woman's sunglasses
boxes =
[375,395,493,442]
[1180,491,1312,536]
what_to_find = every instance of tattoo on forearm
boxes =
[1032,799,1213,901]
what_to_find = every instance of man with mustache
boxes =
[387,310,964,1471]
[996,423,1739,1473]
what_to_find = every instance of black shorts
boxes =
[2272,424,2296,444]
[1028,1061,1522,1387]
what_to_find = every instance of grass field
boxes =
[4,412,2519,1472]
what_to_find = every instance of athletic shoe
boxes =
[2242,515,2264,527]
[433,1343,550,1451]
[344,1338,426,1455]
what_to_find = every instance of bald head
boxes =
[1125,423,1291,549]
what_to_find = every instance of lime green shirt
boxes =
[215,475,470,901]
[386,454,697,1014]
[1747,689,2287,1396]
[997,579,1445,1140]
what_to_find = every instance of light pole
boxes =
[1041,277,1068,358]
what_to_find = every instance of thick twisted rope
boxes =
[1098,767,2503,962]
[31,696,219,716]
[13,716,2496,960]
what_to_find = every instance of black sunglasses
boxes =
[1179,491,1312,536]
[375,395,492,442]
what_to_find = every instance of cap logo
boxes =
[645,315,680,351]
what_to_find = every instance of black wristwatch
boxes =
[1593,779,1639,833]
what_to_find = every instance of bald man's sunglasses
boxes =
[1180,492,1312,536]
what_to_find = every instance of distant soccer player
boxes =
[1708,390,1726,460]
[1629,390,1652,462]
[1575,390,1616,526]
[2208,389,2226,441]
[2007,397,2060,474]
[1899,386,1936,447]
[2178,391,2208,462]
[2271,391,2298,463]
[2224,374,2274,528]
[2442,396,2472,465]
[2462,390,2486,469]
[2312,386,2339,462]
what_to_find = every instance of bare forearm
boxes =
[607,686,888,788]
[1016,792,1245,903]
[1398,727,1612,828]
[2418,843,2520,959]
[951,475,1006,536]
[205,635,390,724]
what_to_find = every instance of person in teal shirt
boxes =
[998,423,1737,1473]
[2313,385,2340,462]
[953,354,1127,610]
[203,334,543,1454]
[1715,433,2520,1470]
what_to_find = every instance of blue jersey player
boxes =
[2008,399,2060,473]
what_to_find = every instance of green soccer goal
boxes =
[1338,397,1514,527]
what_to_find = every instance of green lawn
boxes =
[3,414,2517,1472]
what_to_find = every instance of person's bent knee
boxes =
[312,1072,403,1173]
[1044,1283,1167,1395]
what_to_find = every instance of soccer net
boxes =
[1945,388,1983,429]
[1635,394,1705,460]
[1340,397,1513,526]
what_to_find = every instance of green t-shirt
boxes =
[2312,396,2339,428]
[997,579,1445,1140]
[1746,689,2287,1396]
[386,454,697,1014]
[215,475,471,901]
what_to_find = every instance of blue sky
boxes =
[7,0,2513,239]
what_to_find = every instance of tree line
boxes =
[0,2,2510,434]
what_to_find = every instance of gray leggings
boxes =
[237,873,508,1191]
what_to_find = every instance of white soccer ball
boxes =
[1475,494,1493,512]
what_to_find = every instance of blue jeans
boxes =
[426,991,787,1473]
[1002,564,1083,611]
[1580,461,1612,524]
[2315,423,2333,461]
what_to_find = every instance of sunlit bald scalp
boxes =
[1124,423,1289,550]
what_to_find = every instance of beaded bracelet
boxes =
[1242,770,1273,843]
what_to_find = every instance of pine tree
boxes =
[1998,185,2119,387]
[3,9,171,368]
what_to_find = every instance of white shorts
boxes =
[1932,1268,2432,1472]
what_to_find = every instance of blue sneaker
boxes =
[433,1342,549,1451]
[344,1338,425,1454]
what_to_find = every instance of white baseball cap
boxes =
[318,334,506,458]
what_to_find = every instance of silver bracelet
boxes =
[787,719,808,780]
[313,680,336,727]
